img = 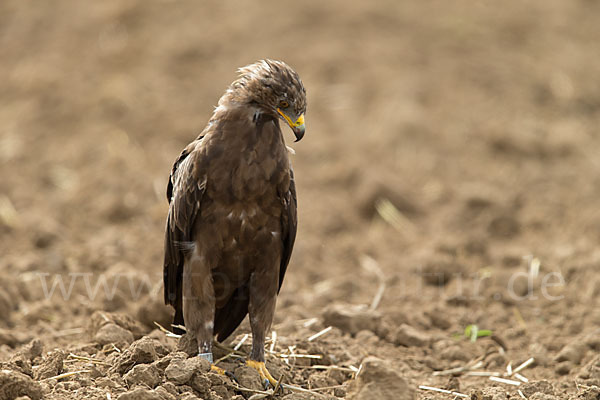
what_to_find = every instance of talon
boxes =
[198,352,232,379]
[246,359,278,387]
[209,364,238,382]
[225,370,237,381]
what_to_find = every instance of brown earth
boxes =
[1,1,600,399]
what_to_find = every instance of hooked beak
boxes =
[277,109,305,142]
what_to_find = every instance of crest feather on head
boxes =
[219,60,306,116]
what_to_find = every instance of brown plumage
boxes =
[163,60,306,384]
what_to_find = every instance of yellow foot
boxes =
[211,364,237,382]
[246,359,278,387]
[210,364,227,375]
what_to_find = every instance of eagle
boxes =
[163,60,305,385]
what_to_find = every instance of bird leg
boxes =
[182,258,226,375]
[247,270,279,387]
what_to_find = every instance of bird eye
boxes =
[278,100,289,108]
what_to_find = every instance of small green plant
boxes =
[452,325,493,342]
[463,325,493,342]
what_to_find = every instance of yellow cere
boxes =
[277,108,305,128]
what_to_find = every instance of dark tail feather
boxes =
[214,284,250,342]
[172,303,185,335]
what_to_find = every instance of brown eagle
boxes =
[163,60,305,385]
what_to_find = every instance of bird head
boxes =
[230,60,307,142]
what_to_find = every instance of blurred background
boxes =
[1,0,600,398]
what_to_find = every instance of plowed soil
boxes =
[1,1,600,399]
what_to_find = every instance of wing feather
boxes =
[163,139,205,316]
[278,167,297,292]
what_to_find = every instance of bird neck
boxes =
[218,78,279,117]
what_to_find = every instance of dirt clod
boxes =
[575,385,600,400]
[164,355,209,385]
[521,380,554,397]
[179,392,202,400]
[555,360,573,375]
[391,324,431,347]
[124,363,163,388]
[95,323,135,348]
[322,304,381,336]
[154,385,177,400]
[555,341,588,365]
[110,337,163,375]
[7,353,33,377]
[189,372,211,398]
[307,372,338,390]
[529,394,557,400]
[421,256,465,286]
[117,387,163,400]
[33,350,65,380]
[176,334,198,357]
[347,357,414,400]
[579,355,600,381]
[0,369,43,400]
[233,365,263,391]
[439,345,476,363]
[0,329,31,348]
[425,308,452,330]
[19,339,43,362]
[479,386,508,400]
